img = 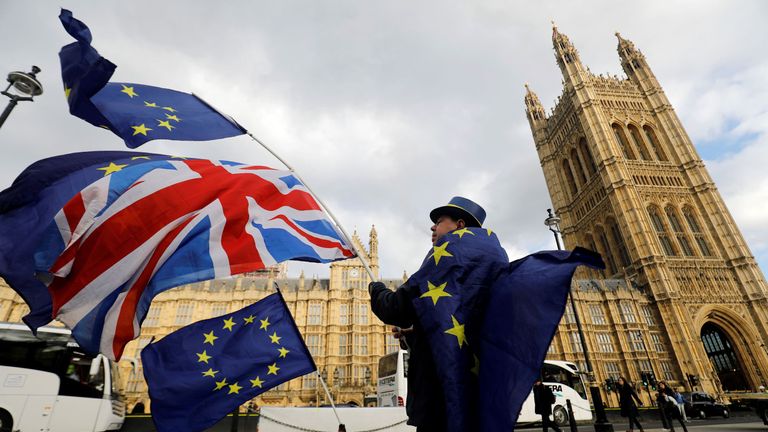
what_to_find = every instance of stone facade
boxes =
[526,26,768,404]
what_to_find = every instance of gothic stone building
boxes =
[525,26,768,404]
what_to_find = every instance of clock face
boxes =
[350,268,359,277]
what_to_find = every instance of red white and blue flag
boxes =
[32,156,354,360]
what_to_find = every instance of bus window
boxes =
[378,353,398,378]
[541,362,587,400]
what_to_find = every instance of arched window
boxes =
[571,149,588,184]
[683,206,712,256]
[612,124,636,159]
[666,205,694,256]
[648,205,676,256]
[628,124,651,161]
[563,159,578,196]
[643,125,668,162]
[608,219,631,268]
[578,138,597,174]
[596,226,617,275]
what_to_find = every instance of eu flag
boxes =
[406,227,603,432]
[141,292,316,432]
[59,9,246,148]
[0,151,173,331]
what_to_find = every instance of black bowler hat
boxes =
[429,196,486,228]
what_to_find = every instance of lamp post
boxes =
[1,66,43,128]
[634,330,656,401]
[333,368,340,401]
[544,209,614,432]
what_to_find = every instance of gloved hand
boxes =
[368,281,386,296]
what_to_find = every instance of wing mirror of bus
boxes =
[89,355,103,377]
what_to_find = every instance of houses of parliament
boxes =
[2,26,768,411]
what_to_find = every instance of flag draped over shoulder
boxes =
[142,292,316,432]
[58,9,245,148]
[0,151,168,331]
[8,152,353,360]
[406,227,603,432]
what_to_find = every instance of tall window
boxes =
[613,124,636,159]
[660,361,674,381]
[563,159,578,196]
[641,306,656,326]
[303,374,317,389]
[643,125,668,161]
[597,227,617,275]
[571,149,588,184]
[597,333,614,353]
[570,332,584,353]
[648,206,676,256]
[621,302,636,323]
[175,302,194,325]
[590,304,606,324]
[354,334,368,355]
[578,138,597,175]
[628,332,645,352]
[636,359,652,373]
[628,124,651,160]
[211,303,227,317]
[548,343,558,355]
[651,333,665,352]
[339,334,350,356]
[683,206,712,256]
[355,304,369,325]
[386,334,400,354]
[667,205,694,256]
[308,303,323,325]
[563,301,576,324]
[306,334,323,356]
[339,304,349,325]
[605,362,621,379]
[609,220,631,268]
[145,305,162,327]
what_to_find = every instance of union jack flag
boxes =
[34,157,355,360]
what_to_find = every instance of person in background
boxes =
[673,388,688,422]
[533,378,562,432]
[657,381,687,432]
[617,377,644,432]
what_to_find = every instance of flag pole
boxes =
[316,370,342,425]
[191,93,376,283]
[245,132,377,283]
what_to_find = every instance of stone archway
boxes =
[700,322,749,391]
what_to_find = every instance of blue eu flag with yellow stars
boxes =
[406,227,604,432]
[59,9,246,148]
[141,291,316,432]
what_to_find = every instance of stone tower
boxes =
[525,25,768,393]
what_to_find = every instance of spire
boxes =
[524,83,547,126]
[551,24,580,64]
[615,32,651,82]
[369,225,378,259]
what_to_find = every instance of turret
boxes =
[552,23,586,85]
[616,32,660,92]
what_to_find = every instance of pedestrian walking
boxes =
[673,388,688,422]
[617,377,644,432]
[533,378,562,432]
[657,381,688,432]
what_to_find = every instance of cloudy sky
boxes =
[1,1,767,279]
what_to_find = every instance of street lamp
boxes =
[544,209,614,432]
[1,66,43,128]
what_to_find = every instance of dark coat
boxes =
[533,383,556,415]
[370,281,446,430]
[618,384,642,417]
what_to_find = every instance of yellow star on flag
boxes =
[157,120,175,131]
[260,317,270,330]
[165,113,181,122]
[222,317,236,331]
[144,101,158,107]
[120,84,138,98]
[471,355,480,376]
[486,228,493,236]
[267,363,280,375]
[244,315,255,324]
[203,331,218,346]
[202,368,218,378]
[162,106,177,112]
[131,124,152,136]
[228,382,242,394]
[64,86,71,99]
[97,162,128,177]
[196,350,212,364]
[250,376,264,388]
[278,347,290,358]
[131,156,150,160]
[269,331,281,344]
[214,378,228,390]
[452,228,475,239]
[429,242,453,265]
[444,315,466,348]
[420,281,452,306]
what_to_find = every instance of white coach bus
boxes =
[377,352,590,427]
[0,322,127,432]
